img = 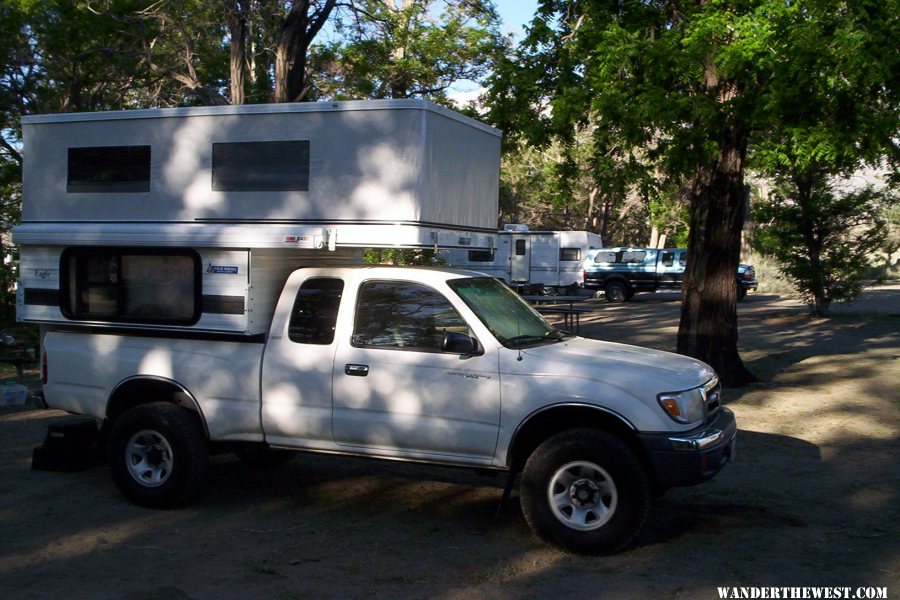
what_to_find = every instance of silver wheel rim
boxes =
[548,461,617,531]
[125,429,174,488]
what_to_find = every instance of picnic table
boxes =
[522,295,591,333]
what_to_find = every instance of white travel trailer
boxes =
[14,99,502,335]
[440,225,602,291]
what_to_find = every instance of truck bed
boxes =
[43,331,266,441]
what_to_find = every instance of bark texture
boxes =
[274,0,335,103]
[677,80,756,386]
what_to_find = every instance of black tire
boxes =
[604,281,629,303]
[233,445,296,467]
[520,429,651,555]
[108,402,208,508]
[737,286,748,301]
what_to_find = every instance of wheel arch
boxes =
[506,403,654,481]
[604,277,632,290]
[106,376,209,438]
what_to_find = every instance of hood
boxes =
[515,337,716,396]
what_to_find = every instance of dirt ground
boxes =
[1,285,897,600]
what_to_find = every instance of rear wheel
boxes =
[109,402,208,508]
[604,281,629,303]
[520,429,650,554]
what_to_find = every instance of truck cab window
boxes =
[288,278,344,345]
[352,281,468,351]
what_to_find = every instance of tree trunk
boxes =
[274,0,335,103]
[793,176,830,316]
[387,0,416,99]
[228,1,248,105]
[677,79,755,386]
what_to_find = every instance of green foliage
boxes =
[363,248,438,266]
[750,0,900,177]
[649,195,690,248]
[498,132,657,245]
[311,0,504,102]
[744,0,900,314]
[754,181,895,315]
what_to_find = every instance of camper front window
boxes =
[61,248,200,325]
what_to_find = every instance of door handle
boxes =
[344,364,369,377]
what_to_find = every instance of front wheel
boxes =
[520,429,650,554]
[109,402,208,508]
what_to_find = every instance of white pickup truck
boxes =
[42,264,736,555]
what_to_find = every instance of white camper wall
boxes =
[16,246,62,323]
[244,248,364,334]
[21,100,500,232]
[557,231,603,286]
[16,246,364,334]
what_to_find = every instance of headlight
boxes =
[658,386,706,424]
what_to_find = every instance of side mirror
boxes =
[441,331,481,355]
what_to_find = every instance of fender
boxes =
[106,375,209,438]
[506,401,636,465]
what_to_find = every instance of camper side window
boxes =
[559,248,581,261]
[61,248,200,324]
[212,141,310,191]
[468,250,494,262]
[67,146,151,193]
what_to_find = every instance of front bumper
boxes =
[637,407,737,488]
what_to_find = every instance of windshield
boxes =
[448,277,563,348]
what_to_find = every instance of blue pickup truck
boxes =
[582,247,758,302]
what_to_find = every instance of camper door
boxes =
[509,237,530,283]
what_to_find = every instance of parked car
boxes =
[582,248,758,302]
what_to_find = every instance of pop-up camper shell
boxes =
[14,100,502,335]
[440,225,602,291]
